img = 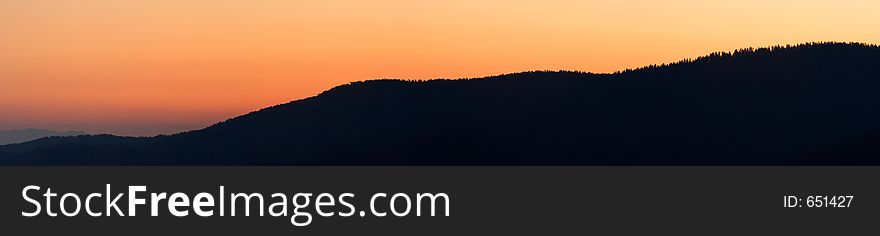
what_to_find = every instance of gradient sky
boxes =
[1,0,878,136]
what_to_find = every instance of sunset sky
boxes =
[1,0,879,136]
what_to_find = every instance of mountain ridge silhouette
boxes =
[2,42,879,165]
[0,129,87,145]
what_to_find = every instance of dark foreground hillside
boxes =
[2,42,879,165]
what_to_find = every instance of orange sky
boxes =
[1,0,879,136]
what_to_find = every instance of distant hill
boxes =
[2,42,879,165]
[0,129,86,145]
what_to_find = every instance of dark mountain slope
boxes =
[2,42,879,165]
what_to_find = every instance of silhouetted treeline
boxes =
[1,42,879,165]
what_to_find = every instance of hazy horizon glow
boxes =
[2,0,879,136]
